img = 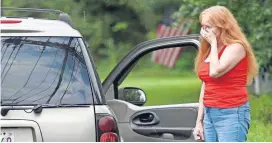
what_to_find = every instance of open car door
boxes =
[102,35,201,142]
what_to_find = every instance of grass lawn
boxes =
[119,76,272,142]
[120,76,201,105]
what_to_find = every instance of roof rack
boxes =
[1,7,74,28]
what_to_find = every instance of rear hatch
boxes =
[1,106,96,142]
[1,36,97,141]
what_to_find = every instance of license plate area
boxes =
[1,128,33,142]
[1,131,14,142]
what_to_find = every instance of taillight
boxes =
[100,132,118,142]
[0,19,22,24]
[96,114,120,142]
[99,116,116,132]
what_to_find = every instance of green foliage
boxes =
[247,120,272,141]
[74,0,160,61]
[3,0,184,67]
[112,22,128,32]
[249,94,272,124]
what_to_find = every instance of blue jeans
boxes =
[203,101,251,142]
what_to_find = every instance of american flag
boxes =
[151,10,192,68]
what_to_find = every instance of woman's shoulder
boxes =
[226,43,245,51]
[224,43,246,56]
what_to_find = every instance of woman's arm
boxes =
[196,82,205,124]
[209,43,246,78]
[193,82,205,141]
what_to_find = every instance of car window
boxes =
[1,36,94,105]
[119,46,201,106]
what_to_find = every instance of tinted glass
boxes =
[1,37,93,105]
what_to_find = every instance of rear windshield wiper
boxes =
[1,104,90,116]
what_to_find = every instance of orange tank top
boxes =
[198,45,248,108]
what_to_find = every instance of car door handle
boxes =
[139,113,154,122]
[131,111,160,126]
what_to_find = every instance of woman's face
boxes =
[201,15,221,40]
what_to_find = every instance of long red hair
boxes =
[194,6,258,84]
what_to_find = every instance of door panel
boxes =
[131,107,197,140]
[133,107,197,128]
[103,35,201,142]
[107,99,198,142]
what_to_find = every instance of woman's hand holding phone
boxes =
[193,121,205,142]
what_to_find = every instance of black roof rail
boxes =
[1,7,74,28]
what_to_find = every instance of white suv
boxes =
[1,7,201,142]
[1,7,120,142]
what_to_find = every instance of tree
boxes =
[2,0,183,70]
[73,0,182,63]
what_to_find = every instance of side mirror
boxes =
[118,87,147,106]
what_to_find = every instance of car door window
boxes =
[119,46,201,106]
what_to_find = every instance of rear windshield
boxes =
[1,37,93,105]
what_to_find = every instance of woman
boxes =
[193,6,258,142]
